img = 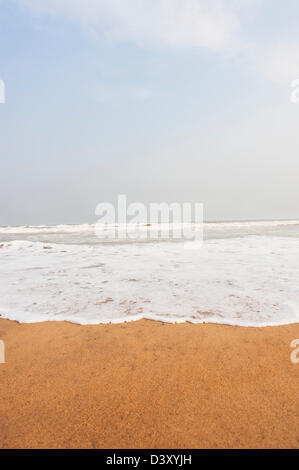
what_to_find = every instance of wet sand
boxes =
[0,318,298,449]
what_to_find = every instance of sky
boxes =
[1,0,299,225]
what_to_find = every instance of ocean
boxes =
[0,220,299,326]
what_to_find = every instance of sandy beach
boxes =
[0,318,298,449]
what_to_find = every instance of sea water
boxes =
[0,220,298,326]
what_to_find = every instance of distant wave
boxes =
[0,219,299,234]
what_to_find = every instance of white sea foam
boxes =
[0,223,299,326]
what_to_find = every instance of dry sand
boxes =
[0,318,298,449]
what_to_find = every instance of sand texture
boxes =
[0,319,298,449]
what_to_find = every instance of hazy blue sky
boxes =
[1,0,299,225]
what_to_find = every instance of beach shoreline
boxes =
[0,318,298,449]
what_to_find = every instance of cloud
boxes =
[16,0,299,87]
[16,0,248,52]
[87,81,155,103]
[257,44,299,85]
[130,87,155,101]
